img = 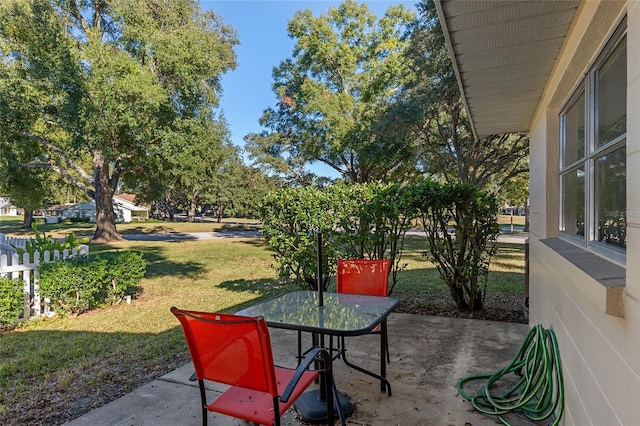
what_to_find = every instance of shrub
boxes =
[39,256,106,314]
[0,276,23,328]
[100,252,146,304]
[260,179,500,312]
[259,186,336,290]
[408,180,500,312]
[258,182,413,292]
[39,252,146,315]
[68,216,91,223]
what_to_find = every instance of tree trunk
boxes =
[92,154,120,241]
[22,209,33,229]
[187,199,197,222]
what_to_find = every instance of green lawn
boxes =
[0,215,259,238]
[0,219,526,424]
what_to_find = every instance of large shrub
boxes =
[39,252,146,315]
[408,180,500,311]
[0,276,23,328]
[258,186,337,290]
[258,182,413,292]
[331,182,414,293]
[100,252,147,304]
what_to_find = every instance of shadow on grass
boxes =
[217,277,300,311]
[120,225,195,234]
[89,242,205,279]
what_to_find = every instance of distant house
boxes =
[48,194,149,223]
[0,197,20,216]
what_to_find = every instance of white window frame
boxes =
[559,18,626,266]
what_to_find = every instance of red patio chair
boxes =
[335,258,393,391]
[171,307,339,426]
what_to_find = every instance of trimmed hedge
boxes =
[39,252,146,315]
[259,179,499,312]
[0,276,23,328]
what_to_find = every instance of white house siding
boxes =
[528,1,640,424]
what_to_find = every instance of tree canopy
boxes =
[247,0,528,193]
[246,0,418,184]
[398,0,529,190]
[0,0,238,240]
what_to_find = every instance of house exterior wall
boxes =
[528,1,640,424]
[54,197,148,223]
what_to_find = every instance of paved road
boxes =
[123,229,528,244]
[122,229,261,241]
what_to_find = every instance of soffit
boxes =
[434,0,581,140]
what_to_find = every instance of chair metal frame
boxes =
[334,258,393,395]
[171,307,342,426]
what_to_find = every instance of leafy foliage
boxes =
[246,0,418,184]
[260,179,500,312]
[259,185,337,290]
[0,0,238,240]
[38,252,146,315]
[408,180,500,311]
[258,182,413,292]
[384,0,529,191]
[0,276,23,328]
[99,252,147,305]
[11,223,89,262]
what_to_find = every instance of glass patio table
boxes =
[236,290,398,422]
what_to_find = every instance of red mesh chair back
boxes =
[172,310,278,396]
[171,307,339,426]
[337,258,391,296]
[334,258,394,395]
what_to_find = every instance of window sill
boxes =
[541,238,625,317]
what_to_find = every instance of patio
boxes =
[66,313,531,426]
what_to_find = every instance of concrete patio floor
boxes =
[66,313,530,426]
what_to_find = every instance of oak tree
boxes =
[0,0,237,240]
[246,0,418,184]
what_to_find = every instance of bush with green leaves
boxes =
[260,179,500,312]
[408,180,500,311]
[259,186,337,290]
[100,252,147,304]
[331,182,414,293]
[39,252,146,315]
[0,276,24,328]
[258,182,413,292]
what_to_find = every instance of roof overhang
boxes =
[434,0,581,140]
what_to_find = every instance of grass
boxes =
[0,218,526,424]
[0,216,260,238]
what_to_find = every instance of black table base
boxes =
[294,389,354,423]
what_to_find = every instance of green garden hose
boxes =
[457,324,564,426]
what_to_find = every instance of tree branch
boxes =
[68,0,90,32]
[20,163,95,198]
[23,132,94,186]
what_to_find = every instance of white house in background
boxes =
[0,197,20,216]
[436,1,637,424]
[49,194,149,223]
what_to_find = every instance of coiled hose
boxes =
[457,324,564,426]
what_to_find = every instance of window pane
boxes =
[595,147,626,249]
[562,167,585,237]
[597,37,626,147]
[563,91,585,166]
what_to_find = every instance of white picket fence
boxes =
[0,233,89,321]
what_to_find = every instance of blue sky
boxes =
[199,1,417,178]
